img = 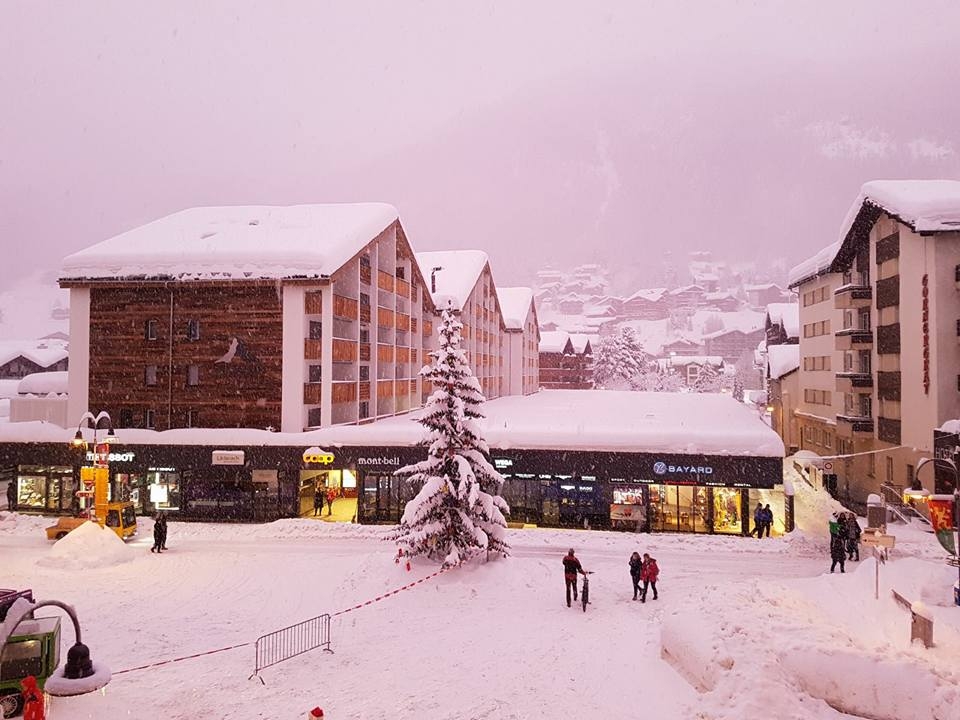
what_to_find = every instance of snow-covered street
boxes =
[3,486,958,720]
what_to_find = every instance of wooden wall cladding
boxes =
[395,277,410,299]
[377,344,394,363]
[359,343,371,361]
[305,291,323,315]
[303,383,322,405]
[396,347,410,363]
[396,313,411,331]
[333,295,358,320]
[422,320,432,337]
[377,380,394,399]
[377,307,395,328]
[332,382,358,404]
[88,284,283,430]
[359,382,371,401]
[377,270,394,293]
[304,339,323,360]
[332,339,358,363]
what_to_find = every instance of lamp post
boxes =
[0,597,111,699]
[915,456,960,602]
[71,411,116,517]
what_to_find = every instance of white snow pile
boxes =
[0,511,50,534]
[662,557,960,720]
[849,180,960,234]
[37,520,134,570]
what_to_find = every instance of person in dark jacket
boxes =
[313,488,323,516]
[640,553,659,602]
[761,504,774,537]
[830,532,846,573]
[563,548,585,607]
[751,503,764,538]
[6,481,16,511]
[326,487,337,516]
[629,551,643,600]
[151,512,165,553]
[846,512,861,561]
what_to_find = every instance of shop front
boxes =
[298,446,359,519]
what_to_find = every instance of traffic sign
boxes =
[824,461,834,470]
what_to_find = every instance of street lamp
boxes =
[916,456,960,602]
[0,597,111,698]
[72,411,116,449]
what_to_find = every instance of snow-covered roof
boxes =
[765,303,800,339]
[659,355,725,368]
[0,340,69,369]
[669,284,705,295]
[626,288,667,303]
[415,250,489,311]
[17,371,69,396]
[767,345,800,380]
[496,287,534,330]
[539,331,572,354]
[744,283,782,292]
[60,203,399,282]
[569,334,596,354]
[840,180,960,238]
[788,241,842,288]
[0,390,784,457]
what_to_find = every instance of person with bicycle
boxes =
[563,548,585,608]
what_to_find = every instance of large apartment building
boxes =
[60,204,536,433]
[415,250,539,401]
[789,180,960,500]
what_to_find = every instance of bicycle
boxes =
[581,571,594,612]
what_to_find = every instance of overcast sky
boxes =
[2,0,959,293]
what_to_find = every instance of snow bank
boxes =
[37,520,134,570]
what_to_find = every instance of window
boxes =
[359,293,370,307]
[186,410,198,428]
[359,365,369,381]
[186,319,200,341]
[824,433,833,450]
[858,395,872,418]
[309,365,322,383]
[396,266,405,280]
[359,401,370,420]
[145,409,156,429]
[145,365,158,386]
[187,364,200,386]
[868,453,875,477]
[858,350,871,374]
[309,321,323,340]
[119,409,133,428]
[307,408,322,427]
[955,264,960,283]
[906,464,915,488]
[885,457,894,484]
[360,328,370,343]
[145,319,158,340]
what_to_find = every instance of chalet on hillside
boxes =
[765,303,800,346]
[0,342,69,380]
[745,283,788,308]
[621,288,669,319]
[667,285,706,311]
[657,355,725,388]
[703,327,767,364]
[539,331,592,389]
[661,337,704,357]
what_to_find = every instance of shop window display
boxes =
[16,466,73,512]
[712,487,742,534]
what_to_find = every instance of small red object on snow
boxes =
[406,560,411,572]
[308,707,324,719]
[22,676,45,720]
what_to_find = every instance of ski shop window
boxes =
[187,364,200,386]
[145,319,158,341]
[186,319,201,341]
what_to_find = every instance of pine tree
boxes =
[692,362,722,393]
[593,326,646,389]
[394,309,510,565]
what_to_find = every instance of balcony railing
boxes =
[834,284,872,310]
[835,328,873,351]
[835,372,873,393]
[836,414,874,437]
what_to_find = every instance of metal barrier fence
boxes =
[250,613,333,682]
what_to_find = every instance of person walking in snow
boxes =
[563,548,585,607]
[313,487,323,516]
[830,531,846,573]
[640,553,659,602]
[761,504,774,537]
[629,551,643,600]
[151,513,165,553]
[6,480,16,511]
[845,512,861,561]
[751,502,764,538]
[158,512,169,550]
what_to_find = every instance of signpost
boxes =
[862,531,896,599]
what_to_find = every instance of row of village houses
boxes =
[765,179,960,505]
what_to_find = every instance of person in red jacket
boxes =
[640,553,659,603]
[562,548,585,607]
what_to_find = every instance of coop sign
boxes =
[85,451,136,463]
[653,461,714,476]
[303,447,336,465]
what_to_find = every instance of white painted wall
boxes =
[280,285,306,433]
[66,287,90,427]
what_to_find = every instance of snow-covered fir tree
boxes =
[692,362,722,393]
[593,326,646,389]
[394,308,509,565]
